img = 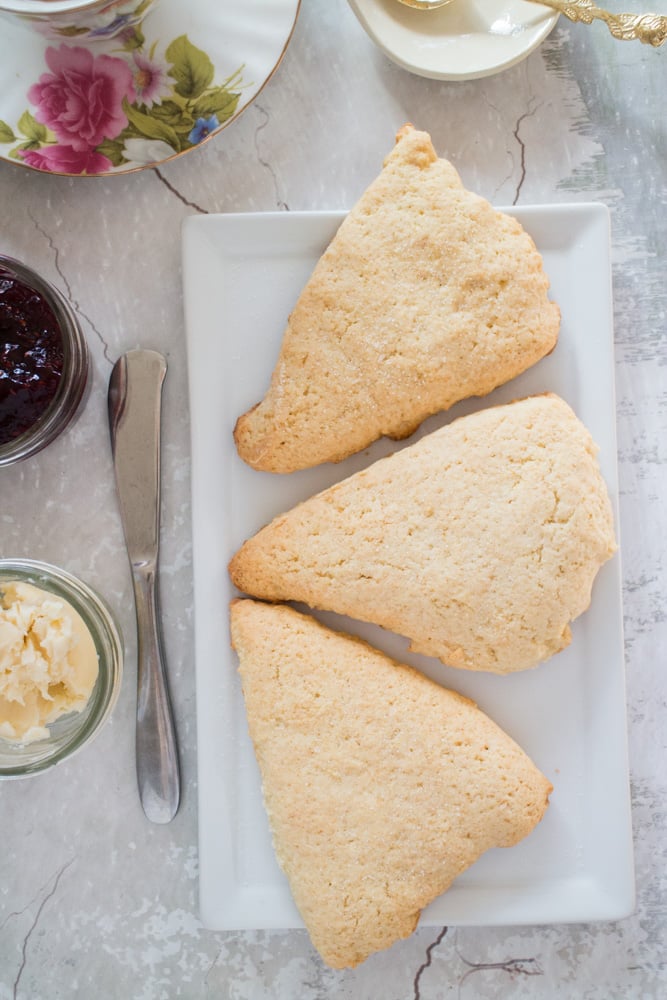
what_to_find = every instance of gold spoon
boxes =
[396,0,667,46]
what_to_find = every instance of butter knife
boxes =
[108,349,180,824]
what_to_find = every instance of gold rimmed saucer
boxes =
[347,0,560,81]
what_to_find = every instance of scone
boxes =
[229,394,616,674]
[234,124,560,473]
[230,599,552,968]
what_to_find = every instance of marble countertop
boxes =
[1,1,666,997]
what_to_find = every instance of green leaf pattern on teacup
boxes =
[0,25,245,174]
[168,35,215,99]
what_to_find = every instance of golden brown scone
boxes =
[231,599,552,968]
[234,124,560,473]
[229,394,616,674]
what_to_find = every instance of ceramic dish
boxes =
[0,0,300,176]
[348,0,559,80]
[183,204,634,930]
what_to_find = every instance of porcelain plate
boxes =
[182,204,634,931]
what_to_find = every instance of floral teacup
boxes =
[0,0,160,41]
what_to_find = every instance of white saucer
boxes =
[348,0,559,80]
[0,0,300,176]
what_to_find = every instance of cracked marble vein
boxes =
[481,95,517,200]
[28,212,113,365]
[254,104,289,212]
[12,859,74,1000]
[152,168,209,215]
[512,99,543,205]
[0,883,46,936]
[456,948,543,998]
[413,926,448,999]
[203,940,229,997]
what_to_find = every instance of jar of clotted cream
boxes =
[0,255,89,467]
[0,559,123,778]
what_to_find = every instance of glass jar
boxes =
[0,559,123,778]
[0,255,89,467]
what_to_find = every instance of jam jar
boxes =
[0,255,89,465]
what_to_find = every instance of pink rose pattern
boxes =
[0,29,243,175]
[20,144,113,175]
[25,46,134,173]
[28,46,135,153]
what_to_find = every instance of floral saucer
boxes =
[0,0,300,175]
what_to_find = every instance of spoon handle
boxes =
[395,0,666,44]
[533,0,667,45]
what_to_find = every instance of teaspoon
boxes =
[395,0,667,46]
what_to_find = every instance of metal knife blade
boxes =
[108,349,180,824]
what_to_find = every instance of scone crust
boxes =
[234,124,560,473]
[231,599,552,968]
[229,394,617,674]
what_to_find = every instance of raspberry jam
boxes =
[0,257,88,466]
[0,266,64,446]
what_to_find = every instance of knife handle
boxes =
[132,564,180,824]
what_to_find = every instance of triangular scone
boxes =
[234,124,560,473]
[229,394,616,674]
[231,599,552,969]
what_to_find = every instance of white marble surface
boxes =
[1,1,666,997]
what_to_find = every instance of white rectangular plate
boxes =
[182,205,634,931]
